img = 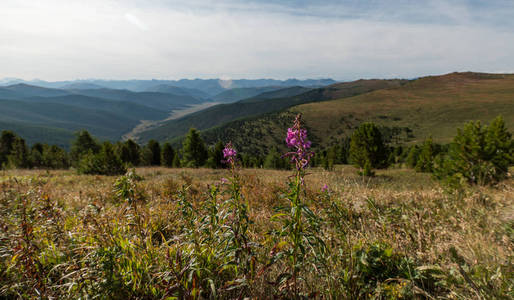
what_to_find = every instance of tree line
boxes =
[1,116,512,185]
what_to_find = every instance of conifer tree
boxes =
[161,142,175,167]
[435,116,513,185]
[207,141,224,169]
[146,139,161,166]
[0,130,17,167]
[78,142,126,175]
[7,137,30,168]
[416,137,436,172]
[406,145,421,168]
[349,122,389,176]
[181,128,208,167]
[70,130,100,165]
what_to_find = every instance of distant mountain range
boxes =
[0,78,336,147]
[0,78,337,96]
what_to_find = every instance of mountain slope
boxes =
[0,84,70,99]
[211,86,285,103]
[136,79,407,143]
[69,88,202,110]
[17,95,169,121]
[0,120,75,148]
[0,99,142,139]
[144,84,210,100]
[239,86,312,103]
[199,72,514,155]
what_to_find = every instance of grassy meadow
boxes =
[1,166,512,298]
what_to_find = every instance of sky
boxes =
[1,0,514,81]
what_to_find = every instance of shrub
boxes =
[161,142,175,167]
[77,142,126,175]
[6,137,30,169]
[0,130,17,168]
[181,128,208,167]
[349,122,389,176]
[119,139,141,166]
[206,141,224,169]
[70,130,100,165]
[145,139,161,166]
[415,137,437,172]
[434,116,513,186]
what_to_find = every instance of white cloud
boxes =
[0,0,513,81]
[124,13,149,31]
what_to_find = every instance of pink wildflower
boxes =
[222,142,237,166]
[284,114,314,171]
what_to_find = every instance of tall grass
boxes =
[0,168,512,298]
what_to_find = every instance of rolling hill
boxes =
[69,88,202,110]
[239,86,312,103]
[0,84,200,145]
[135,79,406,143]
[144,84,210,100]
[0,120,75,149]
[0,84,70,99]
[197,72,514,155]
[211,86,287,103]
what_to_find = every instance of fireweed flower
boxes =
[321,184,329,193]
[223,142,237,167]
[284,114,314,171]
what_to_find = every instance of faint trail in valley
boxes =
[122,102,220,142]
[165,102,219,121]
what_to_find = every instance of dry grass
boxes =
[0,166,512,298]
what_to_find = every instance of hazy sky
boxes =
[1,0,513,81]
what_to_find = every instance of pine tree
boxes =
[161,142,175,167]
[146,140,161,166]
[30,143,45,168]
[120,139,141,166]
[78,142,126,175]
[415,137,436,172]
[0,130,17,168]
[207,141,224,169]
[7,137,30,168]
[349,122,389,176]
[181,128,208,168]
[172,152,181,168]
[44,145,69,169]
[406,145,421,168]
[70,130,100,165]
[435,116,513,186]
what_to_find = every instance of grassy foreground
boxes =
[0,166,512,298]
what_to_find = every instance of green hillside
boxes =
[137,79,407,143]
[18,95,168,121]
[144,84,210,100]
[0,83,205,146]
[0,120,75,148]
[0,94,171,142]
[70,88,202,110]
[0,83,69,99]
[211,86,284,102]
[239,86,312,103]
[198,72,514,155]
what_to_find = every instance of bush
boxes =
[77,142,126,175]
[349,122,389,176]
[70,130,100,165]
[434,116,513,186]
[415,137,437,172]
